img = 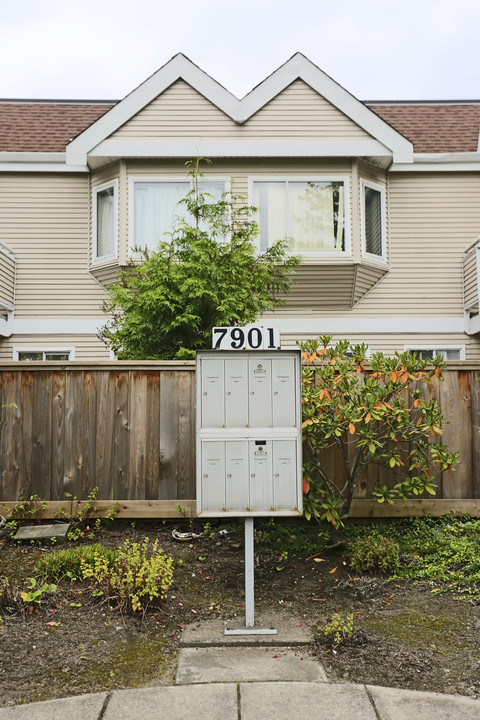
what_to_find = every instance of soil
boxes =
[1,519,479,708]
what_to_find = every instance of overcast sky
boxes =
[1,0,479,102]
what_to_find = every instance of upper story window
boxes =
[130,178,226,253]
[252,179,347,254]
[361,180,385,261]
[93,180,118,262]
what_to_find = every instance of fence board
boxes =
[0,362,478,515]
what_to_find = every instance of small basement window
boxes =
[14,349,74,361]
[407,347,463,361]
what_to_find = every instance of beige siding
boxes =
[0,334,110,360]
[111,80,373,140]
[463,245,478,310]
[0,173,107,317]
[0,244,15,309]
[281,332,480,360]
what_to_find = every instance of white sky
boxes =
[1,0,479,102]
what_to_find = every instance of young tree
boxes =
[101,160,300,359]
[300,336,459,529]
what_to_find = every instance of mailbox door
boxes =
[249,440,273,510]
[225,441,249,511]
[225,357,248,427]
[273,440,298,510]
[201,358,224,428]
[248,358,272,427]
[200,441,225,512]
[272,357,296,427]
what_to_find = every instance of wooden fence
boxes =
[0,361,479,518]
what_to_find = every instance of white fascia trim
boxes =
[12,318,105,334]
[66,52,413,165]
[262,317,466,334]
[391,152,480,172]
[90,138,391,160]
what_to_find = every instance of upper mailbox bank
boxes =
[196,350,303,517]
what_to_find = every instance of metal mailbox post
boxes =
[196,346,303,632]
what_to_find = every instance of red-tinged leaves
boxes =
[435,366,441,378]
[365,412,371,423]
[303,476,310,494]
[348,422,355,435]
[413,399,419,408]
[312,598,326,602]
[329,567,337,574]
[382,600,390,605]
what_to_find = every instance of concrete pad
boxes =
[0,692,108,720]
[240,682,377,720]
[14,523,70,543]
[104,684,238,720]
[367,684,480,720]
[180,613,314,647]
[176,646,327,684]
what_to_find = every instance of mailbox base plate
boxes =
[224,628,277,636]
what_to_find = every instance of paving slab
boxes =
[103,684,238,720]
[0,692,108,720]
[367,684,480,720]
[14,523,70,544]
[180,612,314,646]
[240,682,377,720]
[176,646,327,684]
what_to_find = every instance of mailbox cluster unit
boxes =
[196,350,303,517]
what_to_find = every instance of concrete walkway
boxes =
[1,614,479,719]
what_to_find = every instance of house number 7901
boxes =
[212,326,280,350]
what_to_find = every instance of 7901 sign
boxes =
[212,325,280,351]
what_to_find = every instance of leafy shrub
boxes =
[347,535,400,573]
[81,538,174,612]
[324,612,354,648]
[35,544,116,582]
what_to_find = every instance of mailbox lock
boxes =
[274,473,279,477]
[203,474,208,478]
[251,473,255,478]
[227,473,232,478]
[226,391,231,395]
[274,391,278,395]
[202,392,207,396]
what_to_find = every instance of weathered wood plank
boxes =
[129,371,147,500]
[1,372,20,500]
[177,371,195,499]
[159,371,179,500]
[63,371,84,498]
[51,372,66,500]
[113,371,129,499]
[18,371,34,501]
[441,371,472,498]
[145,372,161,500]
[32,372,52,500]
[95,371,116,499]
[471,370,480,499]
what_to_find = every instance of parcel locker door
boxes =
[201,358,224,428]
[249,440,273,511]
[225,441,249,511]
[248,357,272,427]
[272,357,296,427]
[225,357,248,427]
[200,441,225,512]
[272,440,298,511]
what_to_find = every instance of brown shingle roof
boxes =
[366,103,480,153]
[0,102,114,152]
[0,98,479,155]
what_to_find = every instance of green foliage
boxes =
[3,495,48,521]
[346,515,480,598]
[254,518,330,556]
[81,538,174,613]
[34,544,116,582]
[347,535,400,573]
[0,576,19,608]
[20,577,56,605]
[299,336,459,526]
[101,158,300,359]
[324,612,354,648]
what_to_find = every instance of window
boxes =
[252,179,347,254]
[407,347,463,361]
[130,178,226,252]
[93,180,118,261]
[361,180,385,260]
[14,348,74,361]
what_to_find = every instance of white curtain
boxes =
[97,187,114,257]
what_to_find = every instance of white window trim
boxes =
[248,175,351,257]
[360,179,386,263]
[13,347,76,361]
[92,179,118,264]
[128,175,230,256]
[405,345,465,361]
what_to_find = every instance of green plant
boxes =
[101,157,300,360]
[300,336,459,529]
[324,612,354,648]
[81,538,174,613]
[34,544,116,582]
[347,535,400,573]
[203,522,215,540]
[276,549,289,571]
[4,495,48,521]
[20,578,56,606]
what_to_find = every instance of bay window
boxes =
[361,180,385,260]
[130,178,226,252]
[252,179,346,254]
[93,180,117,261]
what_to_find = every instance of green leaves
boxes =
[101,160,300,359]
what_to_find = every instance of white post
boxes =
[244,517,255,627]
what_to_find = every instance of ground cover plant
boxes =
[0,514,479,707]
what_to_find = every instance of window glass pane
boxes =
[410,349,460,361]
[18,352,43,361]
[45,353,70,361]
[96,186,115,257]
[364,186,383,256]
[253,180,345,252]
[134,181,225,251]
